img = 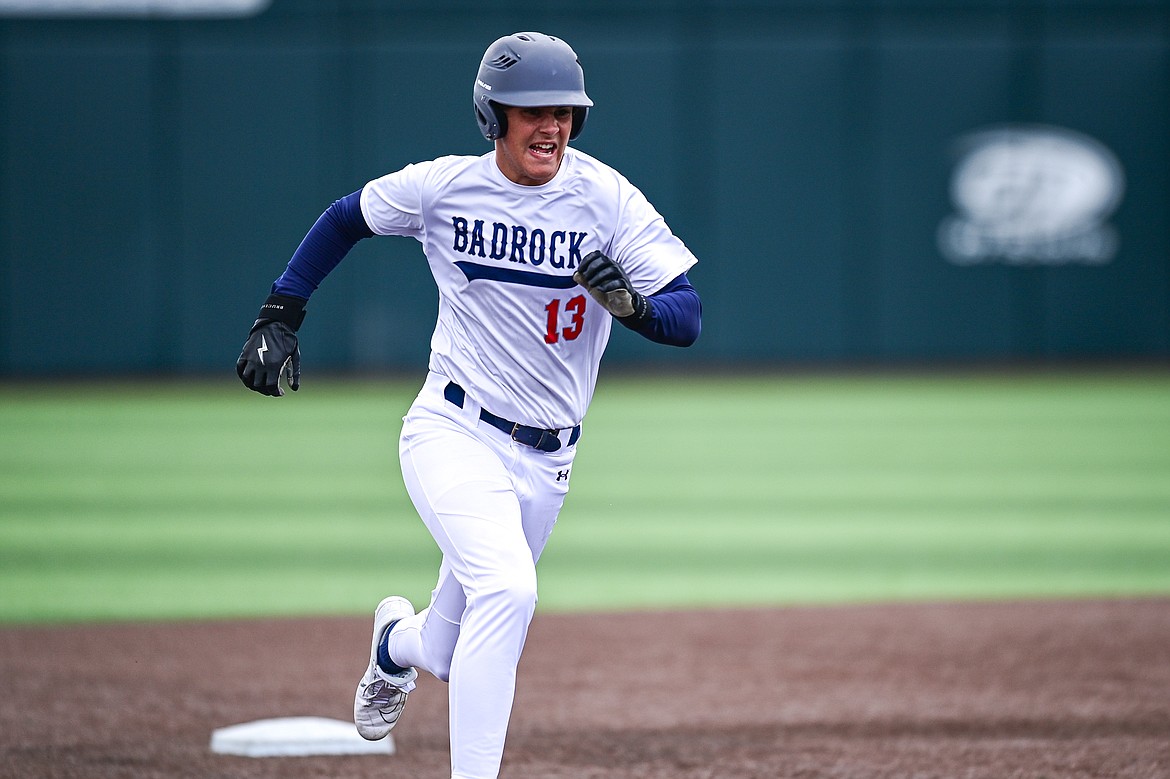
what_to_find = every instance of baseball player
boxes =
[236,32,701,779]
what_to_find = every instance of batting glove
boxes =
[573,251,650,324]
[236,294,306,397]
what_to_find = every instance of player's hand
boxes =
[237,321,301,397]
[573,251,649,321]
[236,294,307,397]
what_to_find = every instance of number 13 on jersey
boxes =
[544,294,587,344]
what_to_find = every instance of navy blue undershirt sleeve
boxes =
[271,190,374,299]
[621,273,702,347]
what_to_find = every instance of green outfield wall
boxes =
[1,0,1167,375]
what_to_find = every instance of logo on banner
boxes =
[938,125,1124,266]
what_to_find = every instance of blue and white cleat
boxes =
[354,596,418,740]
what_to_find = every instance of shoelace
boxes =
[361,677,405,708]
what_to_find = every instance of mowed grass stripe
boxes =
[1,371,1168,623]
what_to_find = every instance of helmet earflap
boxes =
[475,99,508,141]
[569,106,587,140]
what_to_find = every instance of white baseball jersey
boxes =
[359,147,697,429]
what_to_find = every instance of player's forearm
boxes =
[618,273,701,347]
[271,190,375,299]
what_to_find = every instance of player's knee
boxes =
[506,567,539,610]
[474,569,538,619]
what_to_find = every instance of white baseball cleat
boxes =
[354,596,418,741]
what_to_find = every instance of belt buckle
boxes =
[511,422,562,453]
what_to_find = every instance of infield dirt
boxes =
[2,599,1168,778]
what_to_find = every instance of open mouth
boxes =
[530,142,557,157]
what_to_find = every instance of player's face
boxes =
[495,105,574,186]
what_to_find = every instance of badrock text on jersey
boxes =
[452,216,589,269]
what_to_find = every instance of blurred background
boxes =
[3,1,1169,624]
[1,0,1167,378]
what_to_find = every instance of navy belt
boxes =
[444,381,580,453]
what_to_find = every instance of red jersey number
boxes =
[544,295,587,344]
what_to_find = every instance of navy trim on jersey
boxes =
[272,189,373,299]
[455,261,579,289]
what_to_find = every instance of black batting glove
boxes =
[572,251,650,324]
[238,322,300,396]
[236,294,306,397]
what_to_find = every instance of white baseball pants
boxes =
[385,371,577,779]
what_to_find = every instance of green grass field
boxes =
[2,370,1169,624]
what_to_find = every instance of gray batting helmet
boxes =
[473,32,593,142]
